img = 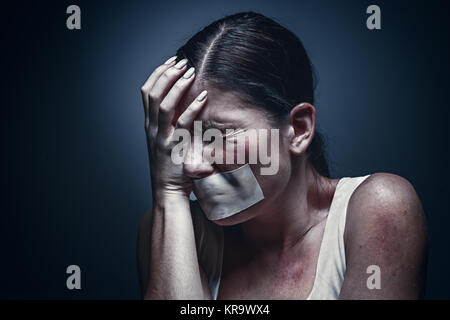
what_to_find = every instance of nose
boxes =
[183,142,216,179]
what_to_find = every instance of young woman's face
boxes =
[179,85,293,225]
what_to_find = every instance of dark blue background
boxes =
[2,0,449,299]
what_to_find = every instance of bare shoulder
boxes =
[339,172,428,299]
[345,172,426,236]
[340,172,427,299]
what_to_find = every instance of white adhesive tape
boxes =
[192,164,265,221]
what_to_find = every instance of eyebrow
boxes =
[201,120,238,130]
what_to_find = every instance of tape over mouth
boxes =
[191,164,265,220]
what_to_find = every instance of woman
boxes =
[137,12,427,299]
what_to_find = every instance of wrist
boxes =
[152,180,192,202]
[153,189,190,208]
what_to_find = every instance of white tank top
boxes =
[191,174,371,300]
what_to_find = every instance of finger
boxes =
[176,90,208,130]
[140,56,178,128]
[148,58,189,127]
[141,56,178,93]
[158,66,196,135]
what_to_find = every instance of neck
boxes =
[239,159,338,256]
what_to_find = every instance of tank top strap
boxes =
[306,174,371,300]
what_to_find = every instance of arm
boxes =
[146,197,211,299]
[138,57,211,299]
[137,208,212,299]
[339,173,428,299]
[137,207,212,300]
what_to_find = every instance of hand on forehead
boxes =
[178,84,265,129]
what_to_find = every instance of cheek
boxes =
[211,127,290,177]
[213,130,285,168]
[253,161,290,198]
[212,138,260,173]
[212,140,241,172]
[254,138,292,199]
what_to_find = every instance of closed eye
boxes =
[222,128,246,138]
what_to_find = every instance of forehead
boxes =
[179,82,267,127]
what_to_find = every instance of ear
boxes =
[288,102,316,155]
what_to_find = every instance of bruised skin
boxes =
[217,176,341,300]
[340,173,427,299]
[216,173,427,300]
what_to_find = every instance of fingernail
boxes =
[183,67,195,79]
[174,59,188,69]
[197,90,208,101]
[164,56,177,65]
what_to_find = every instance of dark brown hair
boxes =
[175,11,330,177]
